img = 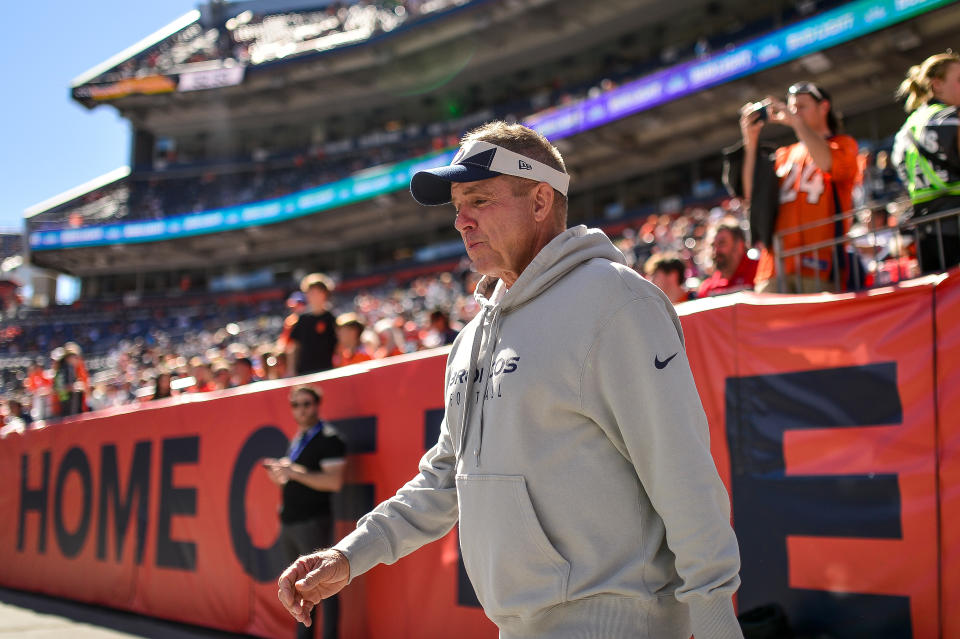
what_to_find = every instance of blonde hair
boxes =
[897,50,960,113]
[336,312,364,331]
[300,272,334,294]
[461,121,568,224]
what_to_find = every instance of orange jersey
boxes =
[757,135,860,282]
[25,371,52,394]
[334,348,373,368]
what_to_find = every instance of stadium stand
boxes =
[71,0,478,96]
[6,4,960,638]
[29,0,855,233]
[6,0,960,421]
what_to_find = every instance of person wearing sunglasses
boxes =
[892,50,960,274]
[740,81,860,293]
[264,384,345,639]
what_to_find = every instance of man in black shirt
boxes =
[286,273,338,376]
[264,385,346,639]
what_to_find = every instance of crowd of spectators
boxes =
[12,1,938,433]
[0,264,475,433]
[3,177,922,435]
[40,0,851,233]
[90,0,477,85]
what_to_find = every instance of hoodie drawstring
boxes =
[455,304,503,467]
[475,306,502,466]
[456,305,489,462]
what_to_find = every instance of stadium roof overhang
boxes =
[81,0,725,136]
[29,189,446,277]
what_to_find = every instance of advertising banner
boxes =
[72,75,177,102]
[178,65,246,92]
[1,277,957,638]
[0,353,494,638]
[714,285,940,639]
[29,150,455,252]
[935,270,960,639]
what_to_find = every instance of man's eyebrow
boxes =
[456,184,491,195]
[451,185,495,208]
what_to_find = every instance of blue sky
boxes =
[0,1,198,232]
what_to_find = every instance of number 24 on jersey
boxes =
[779,162,824,204]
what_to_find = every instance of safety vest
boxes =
[892,101,960,205]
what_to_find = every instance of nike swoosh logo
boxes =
[655,353,678,369]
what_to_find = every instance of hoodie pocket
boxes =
[455,474,570,619]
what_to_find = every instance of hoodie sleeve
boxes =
[580,294,743,639]
[332,410,460,581]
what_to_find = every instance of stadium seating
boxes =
[9,0,933,421]
[33,0,849,234]
[86,0,477,85]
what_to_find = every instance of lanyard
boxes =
[288,422,323,462]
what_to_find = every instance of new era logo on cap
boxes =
[518,160,532,170]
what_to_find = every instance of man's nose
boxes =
[454,210,476,232]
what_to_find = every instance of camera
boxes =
[746,100,770,122]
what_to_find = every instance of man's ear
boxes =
[531,182,555,223]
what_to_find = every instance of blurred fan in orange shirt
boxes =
[740,82,860,293]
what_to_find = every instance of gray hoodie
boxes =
[334,226,742,638]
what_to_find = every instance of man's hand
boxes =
[263,457,292,486]
[278,550,350,626]
[764,97,800,129]
[739,102,765,147]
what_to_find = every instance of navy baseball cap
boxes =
[410,140,570,206]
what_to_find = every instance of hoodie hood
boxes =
[474,225,628,313]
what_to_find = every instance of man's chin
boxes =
[469,260,497,279]
[466,253,485,270]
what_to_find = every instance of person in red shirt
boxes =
[698,222,758,297]
[333,313,372,368]
[373,318,405,359]
[24,362,53,421]
[740,82,860,293]
[189,359,217,393]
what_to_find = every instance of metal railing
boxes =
[773,202,960,293]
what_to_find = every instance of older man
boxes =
[278,122,743,639]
